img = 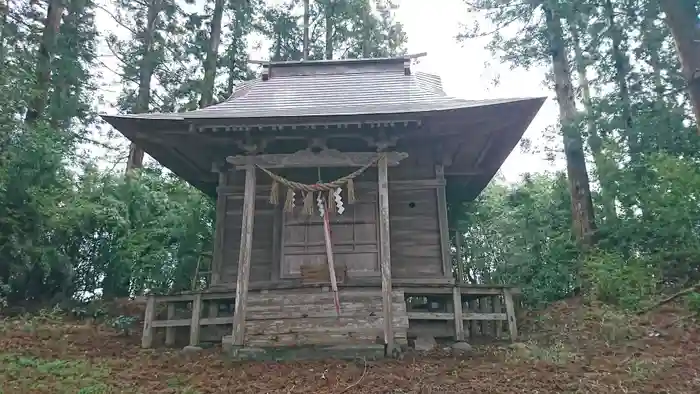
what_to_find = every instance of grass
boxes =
[0,353,111,394]
[1,300,699,393]
[0,353,203,394]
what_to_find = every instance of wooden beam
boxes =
[408,312,507,321]
[216,179,445,196]
[247,52,427,65]
[196,119,422,133]
[436,165,451,277]
[377,154,395,355]
[227,149,408,169]
[231,165,257,346]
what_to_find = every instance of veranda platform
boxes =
[140,281,519,360]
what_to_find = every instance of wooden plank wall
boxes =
[216,145,448,284]
[388,146,444,278]
[244,290,409,347]
[220,169,275,284]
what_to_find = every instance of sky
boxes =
[93,0,561,182]
[394,0,559,180]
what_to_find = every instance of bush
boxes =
[584,250,658,311]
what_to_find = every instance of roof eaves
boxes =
[100,112,186,121]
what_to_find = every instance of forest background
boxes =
[1,0,699,314]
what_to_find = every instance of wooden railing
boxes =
[140,283,519,349]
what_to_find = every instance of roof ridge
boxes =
[225,79,259,102]
[412,71,447,97]
[270,69,407,79]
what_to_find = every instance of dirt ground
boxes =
[1,299,700,393]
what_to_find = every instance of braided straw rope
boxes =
[255,152,384,193]
[256,152,385,214]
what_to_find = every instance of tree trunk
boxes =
[0,0,8,71]
[603,0,637,160]
[543,4,597,247]
[641,2,673,149]
[225,10,241,98]
[659,0,700,134]
[303,0,310,60]
[25,0,64,123]
[361,2,371,57]
[570,19,617,225]
[324,0,334,60]
[125,0,160,173]
[199,0,225,108]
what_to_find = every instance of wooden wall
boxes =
[215,144,449,285]
[218,172,276,284]
[388,145,445,279]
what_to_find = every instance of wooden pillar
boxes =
[452,287,465,341]
[504,288,518,342]
[493,295,503,338]
[452,231,465,341]
[377,154,395,353]
[454,229,464,283]
[165,303,176,346]
[190,293,202,346]
[231,165,257,346]
[141,295,156,348]
[210,167,229,286]
[436,165,451,277]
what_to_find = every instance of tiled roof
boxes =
[103,56,541,121]
[98,56,547,200]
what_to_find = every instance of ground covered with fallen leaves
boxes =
[1,299,700,393]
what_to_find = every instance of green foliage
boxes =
[583,251,658,311]
[0,353,112,393]
[0,0,407,309]
[1,0,698,320]
[108,315,138,335]
[686,292,700,316]
[459,173,580,307]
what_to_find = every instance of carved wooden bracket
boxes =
[226,149,408,169]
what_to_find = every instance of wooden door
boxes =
[280,189,379,280]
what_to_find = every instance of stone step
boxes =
[223,340,389,361]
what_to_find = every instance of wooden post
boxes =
[141,295,156,348]
[436,165,451,277]
[231,165,257,346]
[190,293,203,346]
[454,229,464,283]
[480,295,491,336]
[493,295,503,339]
[210,167,229,286]
[451,230,465,341]
[503,289,518,342]
[165,303,176,346]
[377,154,395,354]
[469,298,479,338]
[452,287,465,341]
[208,301,218,320]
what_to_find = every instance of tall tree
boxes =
[199,0,226,108]
[303,0,310,59]
[660,0,700,133]
[25,0,65,123]
[543,2,597,246]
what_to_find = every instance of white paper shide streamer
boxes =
[334,188,344,215]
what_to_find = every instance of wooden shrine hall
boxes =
[101,54,545,360]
